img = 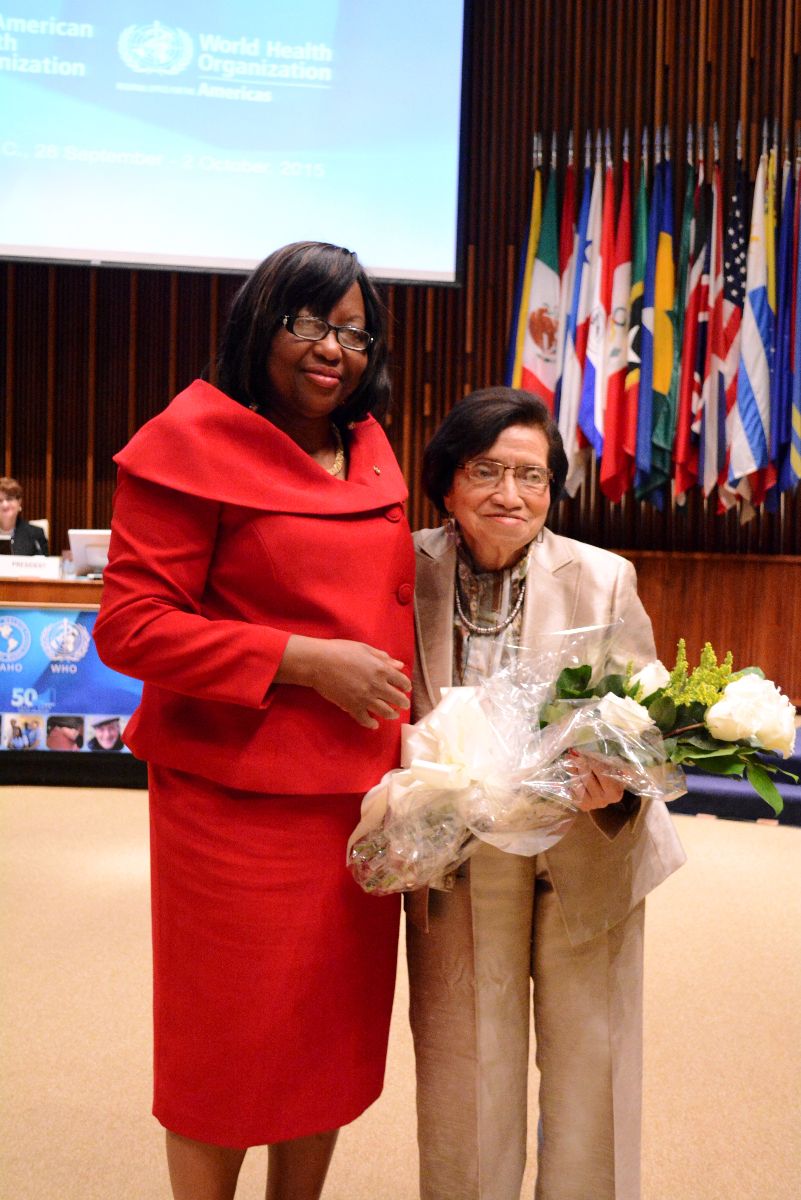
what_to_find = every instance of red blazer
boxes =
[93,380,415,794]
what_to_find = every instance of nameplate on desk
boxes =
[0,555,63,580]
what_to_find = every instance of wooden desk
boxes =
[0,577,104,607]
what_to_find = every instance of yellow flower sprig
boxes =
[665,639,734,709]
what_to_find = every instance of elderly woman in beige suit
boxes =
[406,387,685,1200]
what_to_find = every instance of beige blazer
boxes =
[411,525,686,945]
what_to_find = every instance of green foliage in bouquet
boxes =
[540,663,628,726]
[633,640,796,817]
[542,641,796,816]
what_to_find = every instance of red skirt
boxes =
[148,766,400,1147]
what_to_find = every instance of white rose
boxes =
[705,674,796,758]
[596,692,656,737]
[630,660,670,699]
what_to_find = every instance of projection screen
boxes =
[0,1,467,281]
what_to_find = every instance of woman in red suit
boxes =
[93,242,415,1200]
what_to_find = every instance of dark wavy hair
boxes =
[214,241,390,424]
[422,387,568,514]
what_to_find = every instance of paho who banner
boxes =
[0,607,142,753]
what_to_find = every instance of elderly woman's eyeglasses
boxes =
[459,459,553,494]
[282,314,374,353]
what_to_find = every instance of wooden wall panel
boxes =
[53,267,91,537]
[94,268,138,524]
[0,0,799,560]
[625,553,801,705]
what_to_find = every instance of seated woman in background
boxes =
[0,477,49,555]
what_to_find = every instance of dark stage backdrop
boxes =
[1,1,799,645]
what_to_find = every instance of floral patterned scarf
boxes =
[453,535,533,686]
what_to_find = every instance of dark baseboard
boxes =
[0,751,148,789]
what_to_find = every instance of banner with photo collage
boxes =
[0,608,142,754]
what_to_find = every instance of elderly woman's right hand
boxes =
[277,634,411,729]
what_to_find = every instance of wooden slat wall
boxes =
[624,553,801,704]
[0,0,799,557]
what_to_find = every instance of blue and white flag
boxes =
[728,152,774,486]
[788,156,801,487]
[577,148,611,457]
[771,154,796,499]
[558,148,595,494]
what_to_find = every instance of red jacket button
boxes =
[384,505,403,522]
[397,583,413,604]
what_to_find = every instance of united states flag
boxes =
[718,162,748,508]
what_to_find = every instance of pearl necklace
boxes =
[326,422,345,476]
[454,574,527,636]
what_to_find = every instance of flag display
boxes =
[578,148,613,457]
[790,157,801,487]
[718,157,749,510]
[623,152,649,486]
[507,155,542,390]
[634,142,660,501]
[637,150,675,507]
[771,155,797,500]
[554,151,577,414]
[699,162,726,497]
[558,148,596,494]
[515,168,560,409]
[674,144,707,501]
[729,151,774,500]
[507,127,800,519]
[599,156,633,501]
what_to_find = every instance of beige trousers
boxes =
[406,843,645,1200]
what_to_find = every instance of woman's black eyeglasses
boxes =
[282,314,374,353]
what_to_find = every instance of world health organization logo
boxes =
[0,616,32,663]
[118,21,194,75]
[40,619,91,664]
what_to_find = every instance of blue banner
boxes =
[0,607,142,753]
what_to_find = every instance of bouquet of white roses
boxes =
[347,631,797,896]
[623,640,796,816]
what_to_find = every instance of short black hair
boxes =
[215,241,390,424]
[422,387,568,514]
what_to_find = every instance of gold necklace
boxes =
[326,422,345,476]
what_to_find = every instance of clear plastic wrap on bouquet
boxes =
[347,625,687,896]
[346,780,477,895]
[346,687,506,895]
[466,696,686,856]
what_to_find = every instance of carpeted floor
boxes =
[1,788,799,1199]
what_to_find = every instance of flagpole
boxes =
[506,133,543,388]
